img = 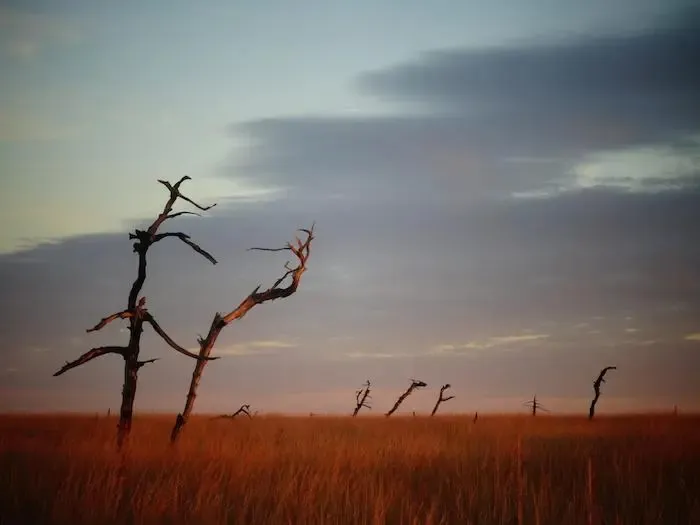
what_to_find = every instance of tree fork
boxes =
[430,383,454,416]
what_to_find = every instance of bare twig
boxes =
[170,224,315,443]
[431,383,455,416]
[143,313,220,361]
[152,232,217,265]
[386,379,427,417]
[589,366,616,420]
[353,380,372,417]
[215,404,252,419]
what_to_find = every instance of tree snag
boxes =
[170,225,315,443]
[430,383,455,416]
[215,404,252,419]
[53,177,219,448]
[352,380,372,417]
[523,394,548,416]
[589,366,616,420]
[385,379,427,417]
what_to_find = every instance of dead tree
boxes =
[352,380,372,417]
[473,411,478,423]
[385,379,427,417]
[523,395,548,416]
[53,177,219,448]
[589,366,616,420]
[215,404,252,419]
[170,226,314,443]
[430,383,455,416]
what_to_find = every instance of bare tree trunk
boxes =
[386,379,427,417]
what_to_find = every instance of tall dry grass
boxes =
[1,414,699,524]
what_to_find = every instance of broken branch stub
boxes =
[170,224,315,443]
[53,177,217,448]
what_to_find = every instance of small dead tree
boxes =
[353,380,372,417]
[215,404,252,419]
[523,394,548,416]
[385,379,427,417]
[430,383,455,416]
[53,176,219,448]
[170,226,314,443]
[589,366,616,420]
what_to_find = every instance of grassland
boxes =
[1,413,699,524]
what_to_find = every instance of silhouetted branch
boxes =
[142,313,220,361]
[152,232,217,265]
[431,383,455,416]
[86,309,133,332]
[136,358,158,369]
[386,379,427,417]
[170,224,315,443]
[215,404,252,419]
[54,346,127,376]
[353,380,372,416]
[589,366,616,419]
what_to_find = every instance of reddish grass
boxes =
[1,414,699,524]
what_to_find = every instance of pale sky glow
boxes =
[2,0,700,414]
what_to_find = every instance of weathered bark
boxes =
[171,226,315,443]
[430,383,455,416]
[54,177,218,448]
[352,380,372,417]
[385,379,427,417]
[589,366,616,420]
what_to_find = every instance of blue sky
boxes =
[1,0,699,415]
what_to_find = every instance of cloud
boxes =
[432,334,550,354]
[0,6,82,61]
[684,333,700,342]
[225,7,700,202]
[342,351,409,360]
[209,340,299,357]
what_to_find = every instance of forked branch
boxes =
[431,383,455,416]
[386,379,427,417]
[215,404,252,419]
[353,380,372,417]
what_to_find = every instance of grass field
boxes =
[1,413,699,524]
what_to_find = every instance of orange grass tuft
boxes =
[1,414,700,524]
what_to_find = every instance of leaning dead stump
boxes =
[430,383,455,416]
[385,378,427,417]
[589,366,616,420]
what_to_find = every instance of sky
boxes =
[1,0,699,416]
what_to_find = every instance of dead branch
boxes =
[386,379,427,417]
[152,232,217,265]
[142,313,220,361]
[86,309,133,333]
[589,366,616,420]
[54,177,216,448]
[215,404,252,419]
[430,383,455,416]
[353,380,372,417]
[170,224,315,443]
[53,346,127,376]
